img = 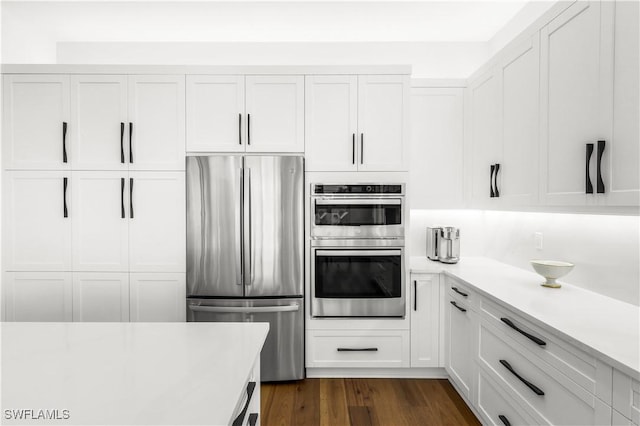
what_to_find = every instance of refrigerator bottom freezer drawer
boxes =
[186,298,304,382]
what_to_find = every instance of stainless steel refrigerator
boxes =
[185,155,304,382]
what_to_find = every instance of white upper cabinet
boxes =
[245,75,305,153]
[4,272,73,322]
[70,75,128,171]
[357,75,409,171]
[186,75,245,152]
[128,172,186,273]
[3,171,72,271]
[72,272,130,322]
[128,75,186,171]
[606,0,639,206]
[72,172,129,272]
[540,1,614,206]
[410,87,464,208]
[3,75,70,170]
[305,75,358,171]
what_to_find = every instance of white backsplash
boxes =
[410,209,640,306]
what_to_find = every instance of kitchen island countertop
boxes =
[1,322,269,425]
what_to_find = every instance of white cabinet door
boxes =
[410,87,464,208]
[4,272,72,321]
[540,1,614,205]
[469,70,500,206]
[410,274,441,368]
[128,172,186,273]
[305,75,358,171]
[186,75,245,153]
[357,75,409,171]
[245,76,304,153]
[498,35,540,206]
[72,272,129,322]
[70,75,128,170]
[3,171,72,271]
[3,75,70,170]
[605,0,639,206]
[129,273,185,322]
[445,292,475,400]
[72,172,129,272]
[128,75,185,171]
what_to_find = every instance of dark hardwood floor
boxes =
[261,378,480,426]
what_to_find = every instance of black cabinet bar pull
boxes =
[596,140,605,193]
[63,177,68,218]
[120,122,125,163]
[238,113,242,145]
[248,413,258,426]
[129,178,134,219]
[247,114,251,145]
[129,122,133,163]
[500,317,546,346]
[337,347,378,352]
[62,122,68,163]
[499,359,545,396]
[490,164,496,197]
[360,133,364,164]
[494,163,500,197]
[450,301,466,312]
[352,133,356,165]
[586,143,594,194]
[414,280,417,311]
[120,178,125,218]
[451,287,468,297]
[231,381,256,426]
[498,415,511,426]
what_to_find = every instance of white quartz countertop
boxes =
[1,322,269,425]
[411,256,640,378]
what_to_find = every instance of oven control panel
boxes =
[312,184,404,195]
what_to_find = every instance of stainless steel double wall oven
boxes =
[310,184,406,317]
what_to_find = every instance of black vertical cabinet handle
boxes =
[596,140,605,193]
[360,133,364,164]
[129,123,134,163]
[120,122,125,163]
[120,178,125,218]
[498,415,511,426]
[352,133,356,165]
[62,122,68,163]
[129,178,134,219]
[494,163,500,197]
[490,164,496,197]
[247,114,251,145]
[414,280,417,311]
[499,359,545,396]
[63,177,68,218]
[586,143,594,194]
[238,113,242,145]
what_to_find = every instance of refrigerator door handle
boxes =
[245,167,253,286]
[188,304,300,314]
[236,167,244,286]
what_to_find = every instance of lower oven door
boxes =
[311,248,405,317]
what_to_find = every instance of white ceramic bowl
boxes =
[530,260,575,288]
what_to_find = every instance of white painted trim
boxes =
[411,78,466,88]
[305,367,448,379]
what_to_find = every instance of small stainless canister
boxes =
[426,227,441,261]
[438,227,460,264]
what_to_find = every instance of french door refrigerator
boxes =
[186,155,304,381]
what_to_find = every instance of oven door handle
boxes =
[314,198,402,205]
[315,250,401,257]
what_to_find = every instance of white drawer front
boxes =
[477,366,543,426]
[307,330,409,368]
[446,276,478,311]
[479,322,611,425]
[613,369,640,425]
[480,298,611,401]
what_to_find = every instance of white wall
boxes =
[411,209,640,306]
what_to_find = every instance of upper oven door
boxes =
[311,197,404,239]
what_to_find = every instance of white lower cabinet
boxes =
[129,273,186,322]
[4,272,72,321]
[72,272,129,322]
[410,274,442,367]
[613,369,640,425]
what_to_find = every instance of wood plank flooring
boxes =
[261,378,480,426]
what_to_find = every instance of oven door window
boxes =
[314,200,401,226]
[314,250,401,298]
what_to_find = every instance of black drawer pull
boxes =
[498,414,511,426]
[248,413,258,426]
[451,287,468,297]
[490,164,496,197]
[499,359,545,396]
[586,143,594,194]
[500,317,546,347]
[232,381,256,426]
[450,301,466,313]
[494,163,500,197]
[596,140,605,193]
[337,347,378,352]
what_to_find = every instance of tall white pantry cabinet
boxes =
[2,74,186,322]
